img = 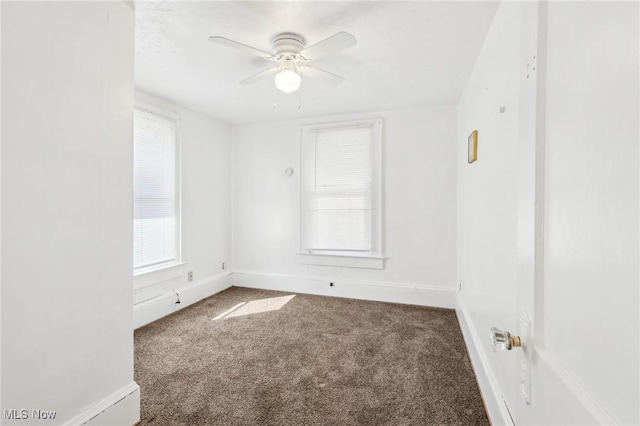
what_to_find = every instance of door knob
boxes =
[491,327,522,351]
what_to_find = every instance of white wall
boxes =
[232,107,457,302]
[1,2,138,425]
[133,90,233,327]
[456,2,522,421]
[457,1,640,425]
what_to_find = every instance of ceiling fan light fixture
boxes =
[274,69,301,93]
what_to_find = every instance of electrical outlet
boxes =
[221,262,227,270]
[188,271,193,282]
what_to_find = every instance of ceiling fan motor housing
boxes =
[208,30,354,87]
[272,32,305,57]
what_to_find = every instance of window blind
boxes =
[133,108,178,272]
[302,125,373,253]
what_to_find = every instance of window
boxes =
[300,119,383,268]
[133,107,180,274]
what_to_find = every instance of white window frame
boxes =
[298,118,384,269]
[133,104,183,277]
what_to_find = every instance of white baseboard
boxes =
[232,271,456,309]
[63,381,140,426]
[133,272,233,329]
[456,297,513,426]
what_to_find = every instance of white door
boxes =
[510,2,639,424]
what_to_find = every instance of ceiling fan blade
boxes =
[208,36,275,60]
[300,65,344,85]
[300,31,357,60]
[239,67,278,85]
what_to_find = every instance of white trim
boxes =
[231,271,455,308]
[535,348,616,425]
[63,381,140,426]
[533,0,548,351]
[301,118,382,133]
[296,253,385,269]
[134,272,233,329]
[133,261,186,289]
[134,101,181,122]
[133,260,180,277]
[456,298,514,426]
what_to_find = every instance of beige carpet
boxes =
[135,286,489,425]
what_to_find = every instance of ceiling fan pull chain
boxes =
[273,83,278,109]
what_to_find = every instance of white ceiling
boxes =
[135,1,499,125]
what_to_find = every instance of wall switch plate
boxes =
[221,262,226,270]
[188,271,193,282]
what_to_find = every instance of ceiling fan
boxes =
[208,31,357,93]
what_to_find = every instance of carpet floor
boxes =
[135,287,489,425]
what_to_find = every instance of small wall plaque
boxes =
[468,130,478,163]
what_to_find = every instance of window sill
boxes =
[133,262,186,290]
[297,253,385,269]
